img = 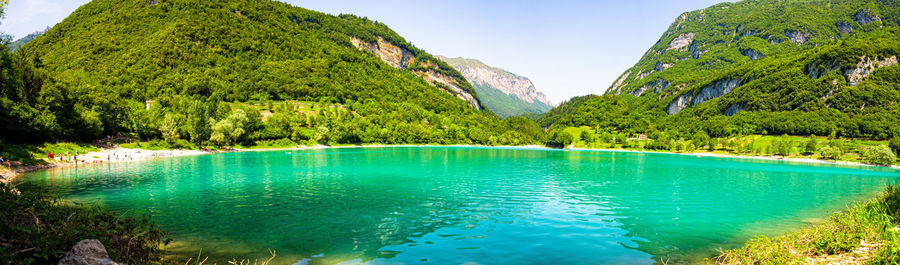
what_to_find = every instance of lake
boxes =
[19,147,900,264]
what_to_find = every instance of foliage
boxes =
[863,145,897,166]
[545,130,574,148]
[889,137,900,156]
[804,135,819,155]
[469,83,552,118]
[543,0,900,143]
[0,0,540,147]
[713,185,900,264]
[772,134,793,156]
[0,182,170,264]
[819,145,842,160]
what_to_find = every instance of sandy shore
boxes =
[1,148,209,184]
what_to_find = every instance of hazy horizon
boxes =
[1,0,733,103]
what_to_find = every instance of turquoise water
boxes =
[19,147,900,264]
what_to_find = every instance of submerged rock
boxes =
[58,239,119,265]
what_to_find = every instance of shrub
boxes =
[545,130,574,148]
[863,145,897,166]
[773,134,793,156]
[890,137,900,156]
[0,183,170,264]
[804,135,818,155]
[819,146,842,160]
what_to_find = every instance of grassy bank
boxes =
[561,126,899,167]
[0,182,170,264]
[712,185,900,264]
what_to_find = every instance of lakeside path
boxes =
[3,144,897,184]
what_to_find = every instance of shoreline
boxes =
[569,147,900,170]
[3,144,895,184]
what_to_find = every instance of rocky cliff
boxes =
[350,38,482,109]
[437,56,553,117]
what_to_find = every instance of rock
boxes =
[690,43,705,59]
[845,56,898,86]
[725,104,745,116]
[610,70,631,93]
[836,22,853,34]
[655,62,674,72]
[855,10,882,25]
[58,239,119,265]
[350,37,482,109]
[439,57,552,106]
[692,79,740,106]
[667,78,740,115]
[632,79,670,96]
[667,33,695,51]
[667,95,691,115]
[785,30,809,44]
[740,48,764,60]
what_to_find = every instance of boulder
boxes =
[58,239,119,265]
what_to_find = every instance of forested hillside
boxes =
[549,0,900,140]
[0,0,544,146]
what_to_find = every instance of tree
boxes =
[313,126,330,144]
[160,114,180,142]
[889,137,900,156]
[185,101,210,144]
[863,145,896,166]
[803,135,818,155]
[772,134,793,156]
[209,109,249,146]
[819,146,841,160]
[545,130,574,148]
[863,145,897,166]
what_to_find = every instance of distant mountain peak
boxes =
[438,55,553,117]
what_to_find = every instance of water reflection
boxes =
[19,147,900,265]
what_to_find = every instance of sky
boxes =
[1,0,733,104]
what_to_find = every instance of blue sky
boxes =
[1,0,732,103]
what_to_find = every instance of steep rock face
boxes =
[667,78,740,115]
[837,22,854,34]
[350,37,414,70]
[846,56,898,86]
[855,10,882,25]
[631,79,670,97]
[740,48,764,60]
[786,30,809,44]
[610,71,632,92]
[351,38,481,109]
[668,33,695,50]
[807,56,898,86]
[437,56,553,116]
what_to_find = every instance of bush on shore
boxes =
[0,183,170,264]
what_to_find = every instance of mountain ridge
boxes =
[437,55,553,117]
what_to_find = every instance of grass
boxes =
[711,185,900,264]
[0,142,100,165]
[0,182,170,265]
[561,127,897,166]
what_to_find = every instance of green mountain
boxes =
[549,0,900,139]
[7,28,46,53]
[437,56,553,117]
[0,0,544,145]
